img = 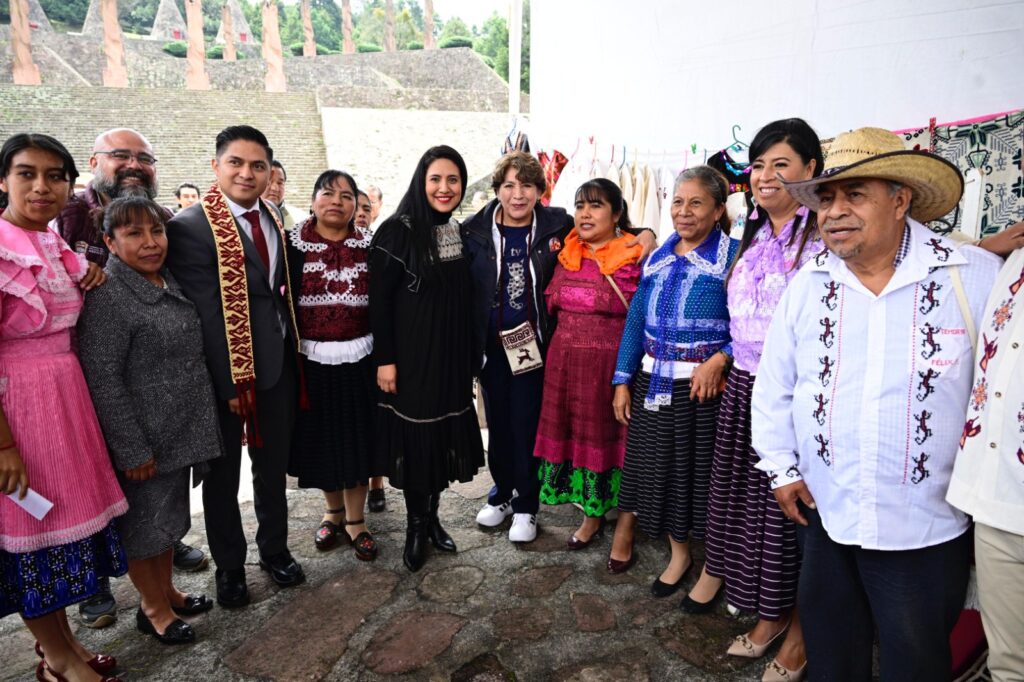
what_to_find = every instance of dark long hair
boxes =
[310,169,359,228]
[574,178,632,230]
[0,133,78,209]
[733,118,823,274]
[393,145,468,270]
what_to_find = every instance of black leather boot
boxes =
[428,493,457,553]
[403,491,430,572]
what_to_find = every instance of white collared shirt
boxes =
[752,219,1001,550]
[224,195,279,282]
[947,246,1024,536]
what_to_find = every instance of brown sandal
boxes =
[315,507,345,551]
[345,518,378,561]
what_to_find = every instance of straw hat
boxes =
[782,127,963,223]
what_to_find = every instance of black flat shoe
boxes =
[679,588,723,614]
[215,568,250,609]
[368,488,386,513]
[345,519,379,561]
[652,561,693,598]
[172,593,214,616]
[259,550,306,588]
[651,576,686,598]
[135,608,195,645]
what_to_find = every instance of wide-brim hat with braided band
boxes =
[781,127,963,223]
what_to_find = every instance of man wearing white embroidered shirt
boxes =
[751,127,1001,681]
[946,220,1024,682]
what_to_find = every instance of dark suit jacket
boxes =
[166,197,295,402]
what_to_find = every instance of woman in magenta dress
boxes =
[0,134,128,682]
[534,179,642,549]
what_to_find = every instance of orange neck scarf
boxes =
[558,228,643,275]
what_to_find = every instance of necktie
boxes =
[243,209,271,273]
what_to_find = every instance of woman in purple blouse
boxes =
[688,119,823,682]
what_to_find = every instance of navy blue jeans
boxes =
[797,506,969,681]
[480,337,544,515]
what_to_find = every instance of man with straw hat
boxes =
[750,127,1001,680]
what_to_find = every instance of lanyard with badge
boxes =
[496,208,543,375]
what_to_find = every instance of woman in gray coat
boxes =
[78,196,223,645]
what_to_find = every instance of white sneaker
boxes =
[508,513,537,543]
[476,499,514,527]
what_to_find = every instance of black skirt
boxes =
[373,234,485,494]
[617,372,720,543]
[289,355,383,490]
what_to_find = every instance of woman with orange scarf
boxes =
[534,178,643,549]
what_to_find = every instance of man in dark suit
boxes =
[166,125,304,608]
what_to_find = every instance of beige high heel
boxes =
[726,618,791,658]
[762,658,807,682]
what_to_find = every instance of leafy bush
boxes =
[406,40,424,50]
[207,44,224,59]
[162,41,188,58]
[357,43,382,53]
[289,42,337,56]
[439,37,473,49]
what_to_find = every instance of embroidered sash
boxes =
[200,185,307,447]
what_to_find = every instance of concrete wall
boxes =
[320,108,517,220]
[0,85,327,208]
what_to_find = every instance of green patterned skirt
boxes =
[538,460,621,517]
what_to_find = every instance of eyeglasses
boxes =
[94,150,158,166]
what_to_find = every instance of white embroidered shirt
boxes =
[752,219,1000,550]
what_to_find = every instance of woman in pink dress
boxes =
[0,134,128,682]
[534,178,642,549]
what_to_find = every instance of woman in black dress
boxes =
[369,146,484,572]
[287,170,381,561]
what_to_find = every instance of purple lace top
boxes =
[727,207,821,374]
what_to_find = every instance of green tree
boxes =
[470,1,530,93]
[438,16,470,42]
[394,8,421,49]
[473,12,508,78]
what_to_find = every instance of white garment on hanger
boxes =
[619,166,634,220]
[658,165,676,240]
[641,165,660,232]
[549,155,589,211]
[603,162,621,188]
[631,161,646,226]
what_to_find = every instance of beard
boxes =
[93,168,157,200]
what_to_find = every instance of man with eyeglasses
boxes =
[54,128,211,629]
[55,128,168,267]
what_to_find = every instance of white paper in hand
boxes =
[6,487,53,520]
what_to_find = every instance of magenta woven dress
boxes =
[535,256,640,516]
[0,220,128,618]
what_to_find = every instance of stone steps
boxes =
[0,84,328,208]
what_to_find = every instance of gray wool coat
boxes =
[77,256,224,475]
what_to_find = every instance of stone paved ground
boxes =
[1,470,772,682]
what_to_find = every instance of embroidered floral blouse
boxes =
[728,207,823,374]
[290,219,371,343]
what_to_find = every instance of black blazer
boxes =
[166,199,295,402]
